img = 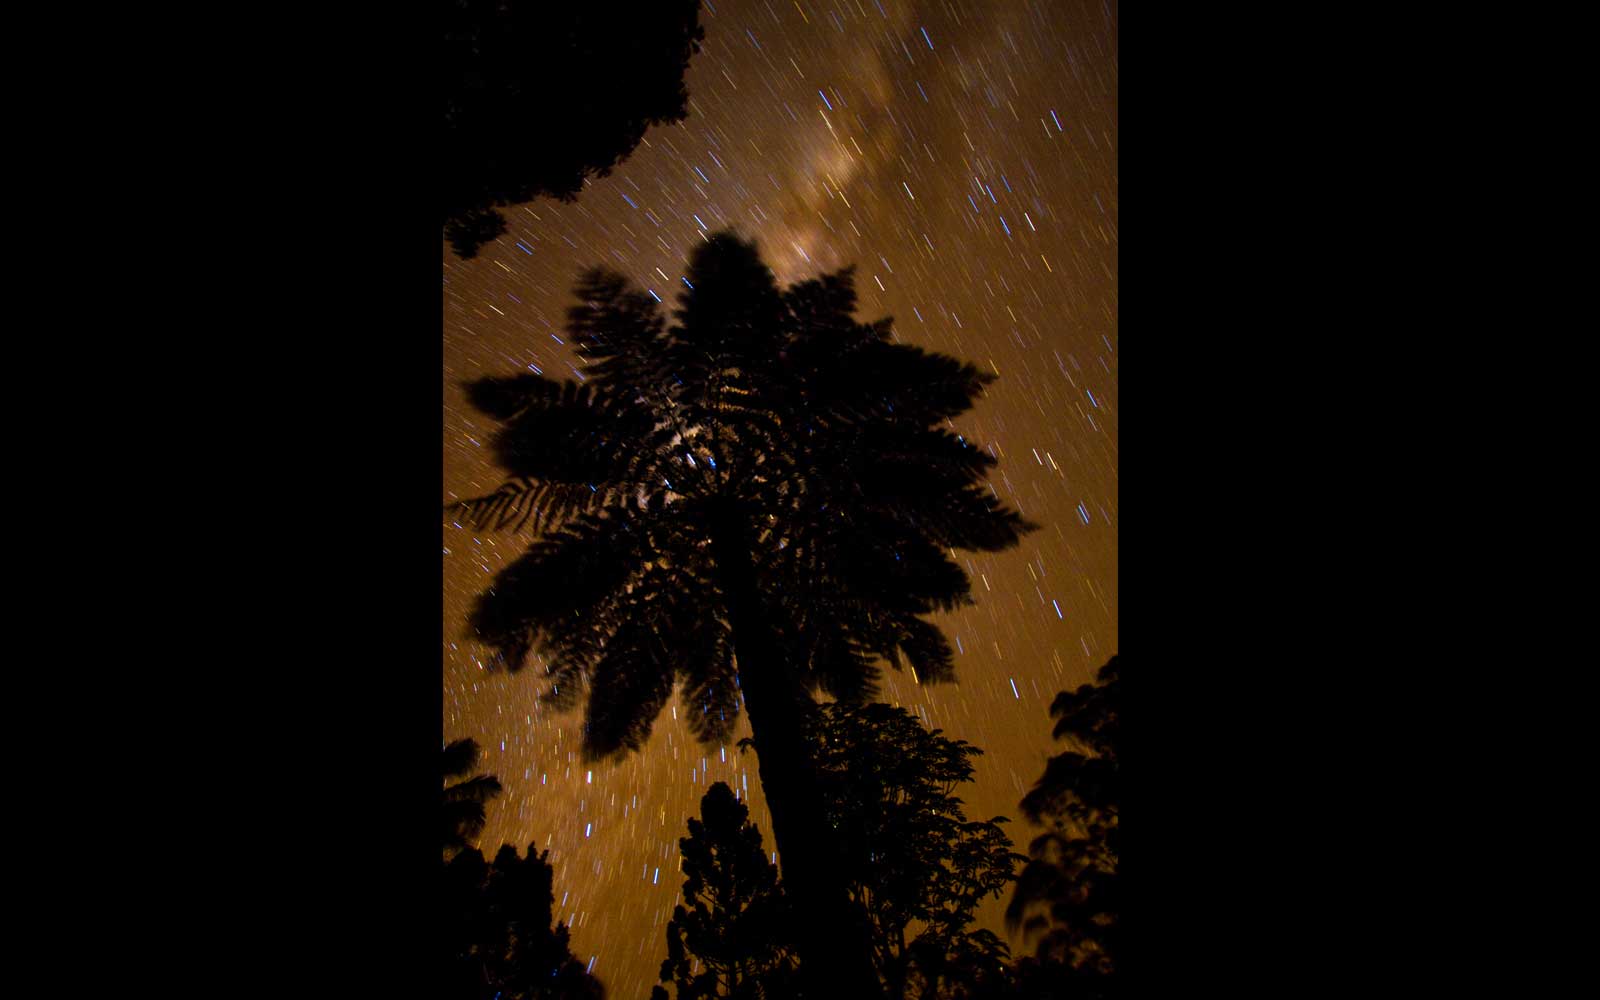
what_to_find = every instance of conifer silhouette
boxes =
[658,782,798,999]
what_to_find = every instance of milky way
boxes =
[443,2,1116,994]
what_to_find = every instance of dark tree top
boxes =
[1007,656,1121,990]
[659,782,797,999]
[443,0,705,257]
[810,703,1022,999]
[444,843,605,1000]
[449,232,1035,760]
[443,737,503,856]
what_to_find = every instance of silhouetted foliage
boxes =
[450,231,1032,759]
[444,737,504,857]
[809,703,1024,1000]
[443,842,605,1000]
[1005,656,1120,997]
[658,782,798,1000]
[450,231,1034,998]
[443,0,705,257]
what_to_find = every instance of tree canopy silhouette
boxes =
[810,703,1023,1000]
[443,0,705,258]
[448,231,1035,997]
[1006,656,1121,997]
[666,707,1022,1000]
[444,841,605,1000]
[444,737,504,857]
[657,782,798,1000]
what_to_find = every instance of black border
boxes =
[148,4,1384,995]
[1122,7,1379,992]
[172,11,444,995]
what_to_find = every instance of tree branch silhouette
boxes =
[443,0,705,258]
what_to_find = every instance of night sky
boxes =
[442,1,1116,993]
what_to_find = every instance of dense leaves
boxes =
[444,843,605,1000]
[443,737,504,857]
[1006,656,1121,996]
[443,0,705,257]
[658,783,798,1000]
[677,705,1024,1000]
[810,704,1024,1000]
[451,231,1033,759]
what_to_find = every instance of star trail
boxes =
[442,2,1116,993]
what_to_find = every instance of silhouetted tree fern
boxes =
[448,231,1035,998]
[443,0,705,257]
[1006,656,1120,997]
[444,737,504,857]
[657,782,798,1000]
[809,703,1023,1000]
[443,842,604,1000]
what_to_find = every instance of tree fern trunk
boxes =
[708,507,884,1000]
